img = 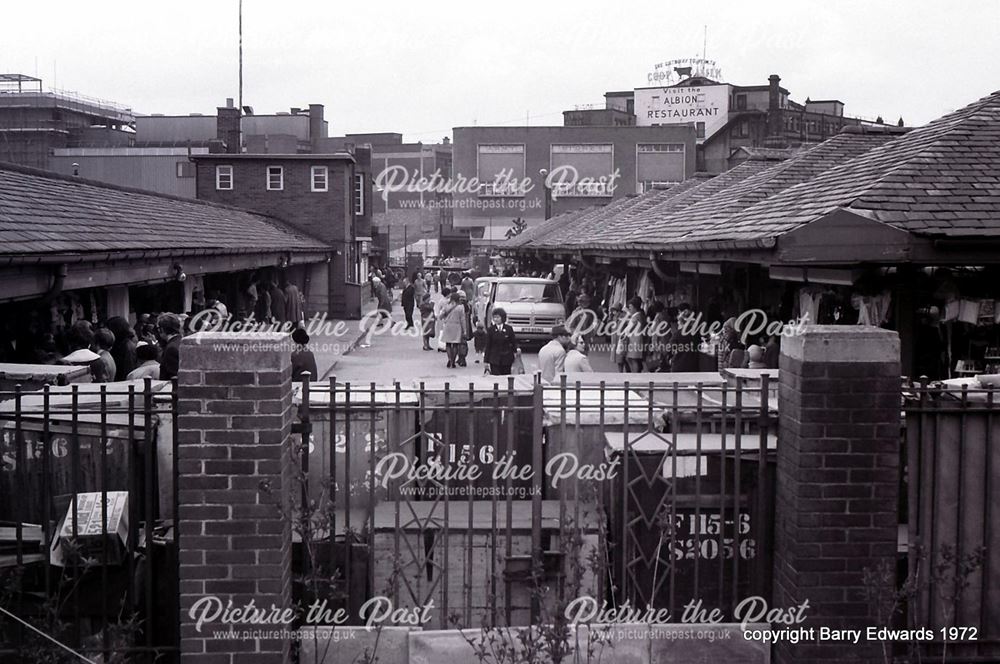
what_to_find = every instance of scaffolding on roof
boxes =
[0,74,133,123]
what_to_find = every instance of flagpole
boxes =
[238,0,243,148]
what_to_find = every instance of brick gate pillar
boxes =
[774,326,901,664]
[176,332,295,664]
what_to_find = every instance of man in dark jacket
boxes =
[669,304,702,372]
[269,281,288,325]
[401,278,416,329]
[105,316,137,380]
[291,328,318,380]
[156,313,183,380]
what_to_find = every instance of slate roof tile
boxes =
[0,162,328,256]
[509,91,1000,253]
[677,91,1000,243]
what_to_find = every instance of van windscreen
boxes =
[495,283,563,303]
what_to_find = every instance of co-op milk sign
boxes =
[635,85,731,141]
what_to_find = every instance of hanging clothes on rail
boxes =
[636,270,655,306]
[798,288,821,324]
[603,275,628,312]
[851,292,893,327]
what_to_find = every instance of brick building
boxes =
[48,99,330,198]
[450,124,697,248]
[324,133,466,258]
[566,72,897,173]
[192,153,371,316]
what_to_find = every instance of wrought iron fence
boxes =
[0,379,179,664]
[903,381,1000,661]
[293,373,778,630]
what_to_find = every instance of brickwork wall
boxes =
[176,332,295,664]
[195,158,352,246]
[774,326,901,664]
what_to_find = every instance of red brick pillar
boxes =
[774,326,900,664]
[176,333,295,664]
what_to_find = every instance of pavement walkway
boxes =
[326,293,618,384]
[309,298,380,379]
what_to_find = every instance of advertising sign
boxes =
[635,85,731,141]
[646,57,724,86]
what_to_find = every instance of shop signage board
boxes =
[635,85,731,140]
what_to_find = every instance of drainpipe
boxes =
[650,253,672,282]
[42,263,68,303]
[578,255,599,271]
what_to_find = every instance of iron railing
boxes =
[0,378,178,663]
[903,381,1000,661]
[292,373,778,630]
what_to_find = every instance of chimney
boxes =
[217,105,242,154]
[766,74,786,147]
[308,104,325,149]
[226,97,234,108]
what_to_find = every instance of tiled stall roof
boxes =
[626,129,898,248]
[593,160,780,249]
[685,90,1000,243]
[0,162,328,255]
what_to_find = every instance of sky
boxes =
[2,0,999,141]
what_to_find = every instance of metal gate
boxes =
[294,373,777,629]
[0,379,179,663]
[903,381,1000,661]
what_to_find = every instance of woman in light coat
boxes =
[624,296,647,373]
[439,292,468,369]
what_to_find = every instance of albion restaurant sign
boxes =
[635,84,731,139]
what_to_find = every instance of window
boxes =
[696,122,706,139]
[354,173,364,215]
[636,180,680,194]
[176,161,195,178]
[495,282,563,304]
[636,143,685,191]
[735,120,750,138]
[311,165,328,192]
[736,94,747,110]
[477,144,526,196]
[267,166,284,191]
[549,144,614,197]
[215,165,233,190]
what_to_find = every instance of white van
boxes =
[476,277,565,342]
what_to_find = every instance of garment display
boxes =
[798,288,821,324]
[943,299,960,323]
[851,292,892,327]
[958,299,981,325]
[603,276,628,312]
[636,270,655,305]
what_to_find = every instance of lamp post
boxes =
[539,168,552,220]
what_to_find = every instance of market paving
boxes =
[326,296,617,383]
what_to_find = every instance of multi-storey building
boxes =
[566,72,896,173]
[48,99,330,197]
[324,133,465,258]
[0,74,134,169]
[450,125,697,248]
[192,153,372,316]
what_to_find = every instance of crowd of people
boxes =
[366,260,785,382]
[557,275,783,374]
[0,271,320,385]
[39,311,185,383]
[369,266,527,376]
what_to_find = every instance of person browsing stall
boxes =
[538,325,572,383]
